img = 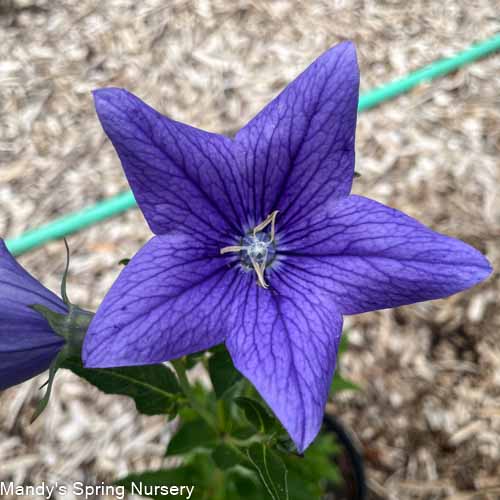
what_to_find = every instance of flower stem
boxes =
[171,358,215,429]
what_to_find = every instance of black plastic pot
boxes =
[323,414,367,500]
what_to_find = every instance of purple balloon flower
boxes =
[0,240,66,391]
[83,42,491,451]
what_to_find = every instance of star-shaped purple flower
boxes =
[0,240,67,390]
[83,42,491,451]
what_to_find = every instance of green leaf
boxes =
[208,348,242,399]
[62,357,181,416]
[118,258,131,266]
[167,418,217,455]
[337,332,349,356]
[284,433,341,499]
[235,397,276,434]
[330,372,360,395]
[246,443,289,500]
[229,467,263,499]
[116,467,200,499]
[212,443,244,470]
[231,424,256,441]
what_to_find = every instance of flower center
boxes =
[241,232,276,270]
[220,211,279,289]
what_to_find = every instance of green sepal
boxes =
[62,357,182,417]
[31,346,68,422]
[208,347,242,399]
[31,304,92,357]
[61,239,71,305]
[118,258,131,266]
[235,397,277,435]
[166,417,218,455]
[246,443,289,500]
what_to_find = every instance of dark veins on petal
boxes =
[83,234,246,368]
[277,195,492,314]
[93,89,249,240]
[235,41,359,229]
[226,272,343,452]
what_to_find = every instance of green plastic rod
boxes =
[7,191,137,256]
[6,35,500,256]
[358,34,500,111]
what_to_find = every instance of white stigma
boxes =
[220,211,279,289]
[247,238,269,263]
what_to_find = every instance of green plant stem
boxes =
[171,358,216,429]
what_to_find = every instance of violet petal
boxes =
[236,41,359,228]
[83,233,245,367]
[93,88,248,238]
[279,195,492,314]
[226,277,343,453]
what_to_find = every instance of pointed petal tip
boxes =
[441,234,493,293]
[92,86,128,101]
[328,39,358,67]
[464,246,493,286]
[226,289,343,455]
[92,88,133,116]
[337,39,356,52]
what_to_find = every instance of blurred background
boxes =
[0,0,499,498]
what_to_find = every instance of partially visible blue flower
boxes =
[83,42,492,451]
[0,240,67,390]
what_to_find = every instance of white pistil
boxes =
[220,211,279,288]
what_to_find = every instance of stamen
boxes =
[220,245,244,254]
[250,257,269,289]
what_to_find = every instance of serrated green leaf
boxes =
[235,397,276,434]
[330,372,360,395]
[212,443,244,470]
[116,467,200,499]
[246,443,289,500]
[62,357,181,416]
[208,348,242,399]
[167,418,217,455]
